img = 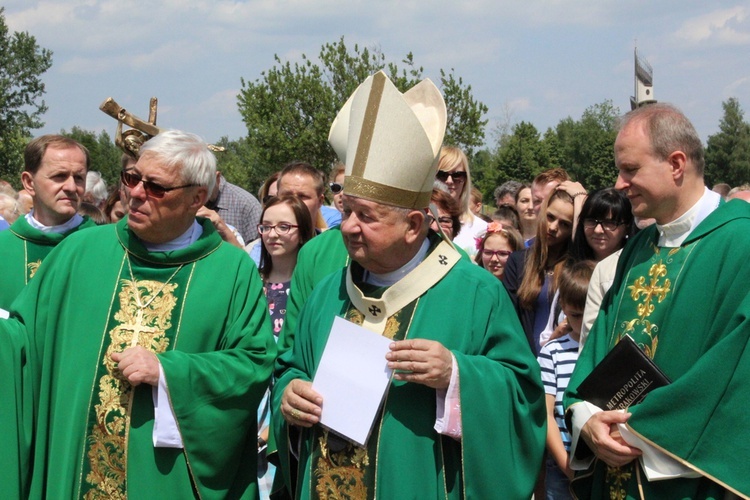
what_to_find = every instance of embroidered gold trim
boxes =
[352,72,386,178]
[82,276,179,498]
[75,254,126,498]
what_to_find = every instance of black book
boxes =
[576,335,671,411]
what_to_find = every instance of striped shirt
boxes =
[538,334,580,450]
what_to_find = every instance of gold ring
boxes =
[291,408,301,420]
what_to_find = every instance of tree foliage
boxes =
[0,7,53,183]
[552,100,619,190]
[60,127,121,187]
[236,37,488,191]
[705,98,750,187]
[484,100,619,204]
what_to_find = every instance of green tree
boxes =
[441,69,488,158]
[60,127,121,187]
[0,7,53,184]
[705,98,750,187]
[547,100,619,190]
[492,121,546,186]
[213,136,263,195]
[237,37,488,186]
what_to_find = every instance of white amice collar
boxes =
[143,220,203,252]
[656,188,721,247]
[26,212,84,234]
[364,238,431,287]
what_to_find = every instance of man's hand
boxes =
[281,379,323,428]
[196,206,243,249]
[580,410,642,467]
[111,346,160,386]
[386,339,453,389]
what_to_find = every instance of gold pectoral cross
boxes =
[121,308,160,348]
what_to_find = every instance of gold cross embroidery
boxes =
[628,261,671,320]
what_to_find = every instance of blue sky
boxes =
[5,1,749,148]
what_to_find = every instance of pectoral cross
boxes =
[120,308,159,348]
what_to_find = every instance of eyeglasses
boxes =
[582,218,624,232]
[257,223,299,235]
[482,250,513,259]
[435,170,467,183]
[121,170,197,199]
[329,182,344,194]
[428,215,454,228]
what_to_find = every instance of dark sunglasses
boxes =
[435,170,467,182]
[121,170,197,199]
[329,182,344,194]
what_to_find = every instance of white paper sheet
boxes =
[312,316,393,446]
[0,307,9,319]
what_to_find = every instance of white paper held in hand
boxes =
[312,316,394,447]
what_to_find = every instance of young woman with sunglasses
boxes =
[436,146,488,258]
[256,194,314,497]
[328,163,345,215]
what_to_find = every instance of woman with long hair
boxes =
[437,146,487,258]
[503,188,577,355]
[256,194,314,499]
[569,188,633,262]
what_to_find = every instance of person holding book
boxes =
[538,260,595,499]
[564,103,750,498]
[272,71,546,499]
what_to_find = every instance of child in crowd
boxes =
[537,260,595,499]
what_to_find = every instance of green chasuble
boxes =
[0,217,277,499]
[278,226,350,356]
[0,214,96,310]
[565,200,750,499]
[273,234,546,499]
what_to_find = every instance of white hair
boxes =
[139,130,216,193]
[85,171,108,204]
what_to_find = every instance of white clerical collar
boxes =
[656,188,721,247]
[26,211,84,234]
[142,220,203,252]
[364,238,431,287]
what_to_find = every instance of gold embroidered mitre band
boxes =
[328,71,446,209]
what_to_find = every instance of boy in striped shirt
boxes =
[538,260,595,499]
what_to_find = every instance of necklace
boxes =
[124,253,184,347]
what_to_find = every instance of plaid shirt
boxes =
[207,175,262,242]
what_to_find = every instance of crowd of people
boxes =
[1,71,749,500]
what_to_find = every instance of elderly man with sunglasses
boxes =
[0,130,276,498]
[0,135,98,314]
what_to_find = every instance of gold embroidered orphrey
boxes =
[605,463,633,500]
[82,277,178,498]
[620,252,674,358]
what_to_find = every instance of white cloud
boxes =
[672,6,750,46]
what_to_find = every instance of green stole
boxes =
[78,225,213,498]
[305,238,461,499]
[573,240,725,500]
[0,215,95,309]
